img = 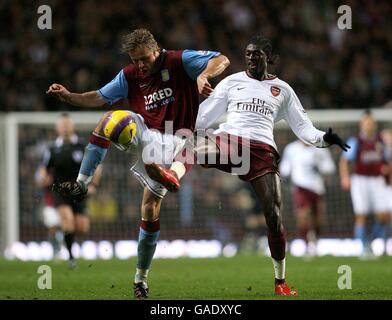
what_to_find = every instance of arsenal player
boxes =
[146,35,349,296]
[46,28,230,299]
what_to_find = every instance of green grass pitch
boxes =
[0,255,391,300]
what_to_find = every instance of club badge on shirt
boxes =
[161,69,170,82]
[271,86,281,97]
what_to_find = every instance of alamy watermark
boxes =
[337,5,352,30]
[37,5,52,30]
[37,265,52,289]
[37,5,352,32]
[337,265,352,289]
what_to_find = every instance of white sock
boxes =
[271,258,286,280]
[170,161,186,180]
[135,268,149,286]
[77,173,92,188]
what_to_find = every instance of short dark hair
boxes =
[248,35,279,65]
[121,28,159,53]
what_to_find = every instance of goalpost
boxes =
[0,115,7,254]
[0,109,391,258]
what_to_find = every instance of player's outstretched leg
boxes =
[250,173,298,296]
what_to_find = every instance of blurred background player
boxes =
[339,110,390,258]
[46,28,230,298]
[42,113,102,268]
[381,128,392,239]
[147,35,350,295]
[280,140,336,256]
[35,166,63,259]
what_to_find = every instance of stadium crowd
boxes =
[1,0,391,112]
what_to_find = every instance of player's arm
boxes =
[46,85,106,108]
[338,137,357,191]
[339,158,351,191]
[182,50,230,98]
[282,90,327,148]
[282,87,349,151]
[46,70,128,108]
[36,148,55,188]
[195,78,229,130]
[35,165,53,188]
[197,55,230,97]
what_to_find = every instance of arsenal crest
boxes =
[271,86,280,97]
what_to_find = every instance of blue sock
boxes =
[371,222,387,240]
[77,138,108,186]
[354,224,366,247]
[137,228,160,270]
[80,142,108,176]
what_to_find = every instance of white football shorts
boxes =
[386,186,392,212]
[350,174,391,215]
[130,130,187,198]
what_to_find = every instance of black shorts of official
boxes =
[54,194,87,215]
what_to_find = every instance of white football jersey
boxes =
[280,140,336,195]
[196,71,327,151]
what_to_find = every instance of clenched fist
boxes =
[46,83,71,102]
[197,75,214,98]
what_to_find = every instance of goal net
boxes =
[1,109,391,259]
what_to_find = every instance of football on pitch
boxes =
[102,110,137,145]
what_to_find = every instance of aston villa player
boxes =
[340,110,391,258]
[47,28,230,299]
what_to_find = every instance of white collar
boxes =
[55,134,78,147]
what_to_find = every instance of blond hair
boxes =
[121,28,159,53]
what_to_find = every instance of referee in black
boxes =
[42,113,102,268]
